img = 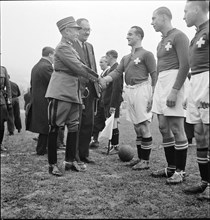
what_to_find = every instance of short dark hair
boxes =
[100,56,108,61]
[187,0,209,13]
[155,7,172,20]
[131,26,144,39]
[106,50,118,59]
[76,18,89,26]
[42,47,54,57]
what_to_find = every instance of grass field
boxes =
[1,109,209,219]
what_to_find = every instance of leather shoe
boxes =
[49,164,63,176]
[81,157,95,164]
[183,181,207,194]
[89,140,99,149]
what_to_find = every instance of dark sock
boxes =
[111,128,119,146]
[198,162,208,182]
[0,129,4,145]
[141,137,152,161]
[175,148,188,171]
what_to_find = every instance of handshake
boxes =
[93,76,113,98]
[99,76,113,89]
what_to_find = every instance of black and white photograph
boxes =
[1,0,209,219]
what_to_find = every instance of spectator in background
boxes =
[102,50,124,153]
[91,50,124,153]
[24,88,39,142]
[7,77,22,135]
[23,88,31,111]
[0,65,12,152]
[28,46,55,156]
[89,56,110,149]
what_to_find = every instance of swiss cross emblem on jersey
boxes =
[134,57,141,64]
[196,37,205,48]
[165,42,172,51]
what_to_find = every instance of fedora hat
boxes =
[56,16,81,32]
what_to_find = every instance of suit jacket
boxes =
[102,62,124,109]
[72,39,98,99]
[28,58,53,134]
[9,80,21,98]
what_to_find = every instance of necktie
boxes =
[82,42,90,67]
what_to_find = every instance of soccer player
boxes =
[151,7,190,184]
[99,26,157,170]
[183,0,209,201]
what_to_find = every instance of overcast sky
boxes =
[1,0,200,89]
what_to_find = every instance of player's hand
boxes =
[199,88,209,109]
[147,99,153,112]
[98,77,107,90]
[166,89,178,107]
[199,101,209,109]
[109,107,116,115]
[182,99,187,110]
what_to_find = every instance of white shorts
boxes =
[152,69,185,117]
[124,81,152,124]
[186,71,209,124]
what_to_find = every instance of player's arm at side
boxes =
[172,32,190,91]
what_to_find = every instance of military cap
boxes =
[56,16,81,32]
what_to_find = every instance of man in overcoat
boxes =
[28,47,55,155]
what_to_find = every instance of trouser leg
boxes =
[47,126,58,165]
[65,131,80,162]
[36,134,48,155]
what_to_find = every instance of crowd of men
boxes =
[0,67,22,151]
[0,0,209,201]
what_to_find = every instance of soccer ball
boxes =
[118,145,134,162]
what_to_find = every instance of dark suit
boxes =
[102,62,123,118]
[73,39,97,160]
[28,58,53,155]
[92,68,110,140]
[7,80,22,134]
[23,91,31,111]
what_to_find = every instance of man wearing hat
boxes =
[45,16,98,176]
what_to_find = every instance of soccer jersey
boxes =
[109,47,156,86]
[156,28,189,90]
[189,20,209,75]
[157,28,189,72]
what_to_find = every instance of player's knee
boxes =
[159,124,169,136]
[139,123,150,136]
[194,131,205,147]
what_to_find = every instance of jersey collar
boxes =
[196,20,209,33]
